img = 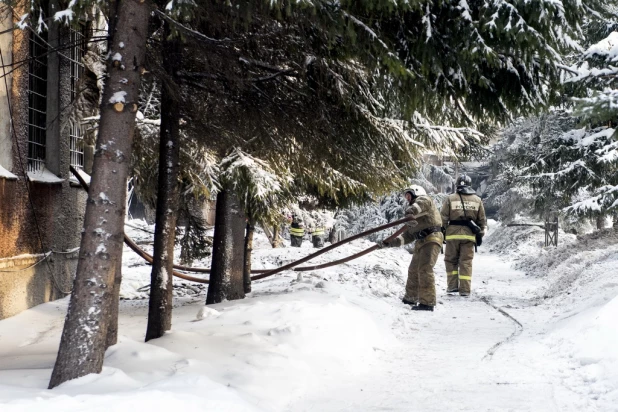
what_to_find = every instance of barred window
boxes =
[69,24,87,169]
[27,30,48,172]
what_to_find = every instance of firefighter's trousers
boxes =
[405,241,441,306]
[444,239,475,295]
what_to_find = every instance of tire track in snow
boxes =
[480,295,523,360]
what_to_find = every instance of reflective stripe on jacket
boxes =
[290,227,305,237]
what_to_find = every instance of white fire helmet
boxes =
[403,185,427,198]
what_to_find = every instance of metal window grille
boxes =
[27,30,48,172]
[69,24,87,169]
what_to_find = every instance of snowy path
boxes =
[286,252,565,412]
[0,227,615,411]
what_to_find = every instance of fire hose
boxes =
[71,166,416,284]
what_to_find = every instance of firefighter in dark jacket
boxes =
[290,215,305,247]
[440,174,487,296]
[381,185,443,311]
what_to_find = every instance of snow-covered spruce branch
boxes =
[295,163,369,202]
[413,122,484,138]
[410,111,483,149]
[219,149,292,224]
[340,10,390,52]
[582,3,616,25]
[153,9,234,43]
[574,88,618,112]
[220,149,291,201]
[565,184,618,214]
[177,69,298,83]
[356,106,483,154]
[520,160,599,180]
[557,63,582,75]
[336,8,416,79]
[238,57,299,75]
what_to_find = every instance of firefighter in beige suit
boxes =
[440,175,487,296]
[381,185,443,311]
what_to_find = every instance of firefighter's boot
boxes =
[411,304,434,311]
[402,297,417,306]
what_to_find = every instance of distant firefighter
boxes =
[290,215,305,247]
[311,226,325,248]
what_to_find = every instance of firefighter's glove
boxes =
[405,220,418,228]
[380,237,403,248]
[476,233,483,247]
[404,205,421,216]
[404,214,418,227]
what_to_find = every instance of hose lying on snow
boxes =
[249,222,414,280]
[71,166,415,284]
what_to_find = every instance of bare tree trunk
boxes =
[105,258,122,348]
[206,190,246,304]
[596,214,605,231]
[243,220,255,294]
[145,32,181,342]
[49,0,150,389]
[272,224,283,248]
[262,225,276,248]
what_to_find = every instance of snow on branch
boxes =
[340,11,391,52]
[153,10,232,43]
[356,106,482,156]
[584,31,618,61]
[219,149,292,223]
[16,13,28,29]
[221,149,290,200]
[410,111,483,152]
[565,185,618,215]
[53,0,77,24]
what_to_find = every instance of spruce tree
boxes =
[485,9,618,223]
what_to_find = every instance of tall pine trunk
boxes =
[243,220,255,294]
[49,0,150,389]
[103,0,121,350]
[145,32,182,342]
[206,190,246,304]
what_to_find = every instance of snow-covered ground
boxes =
[0,220,616,411]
